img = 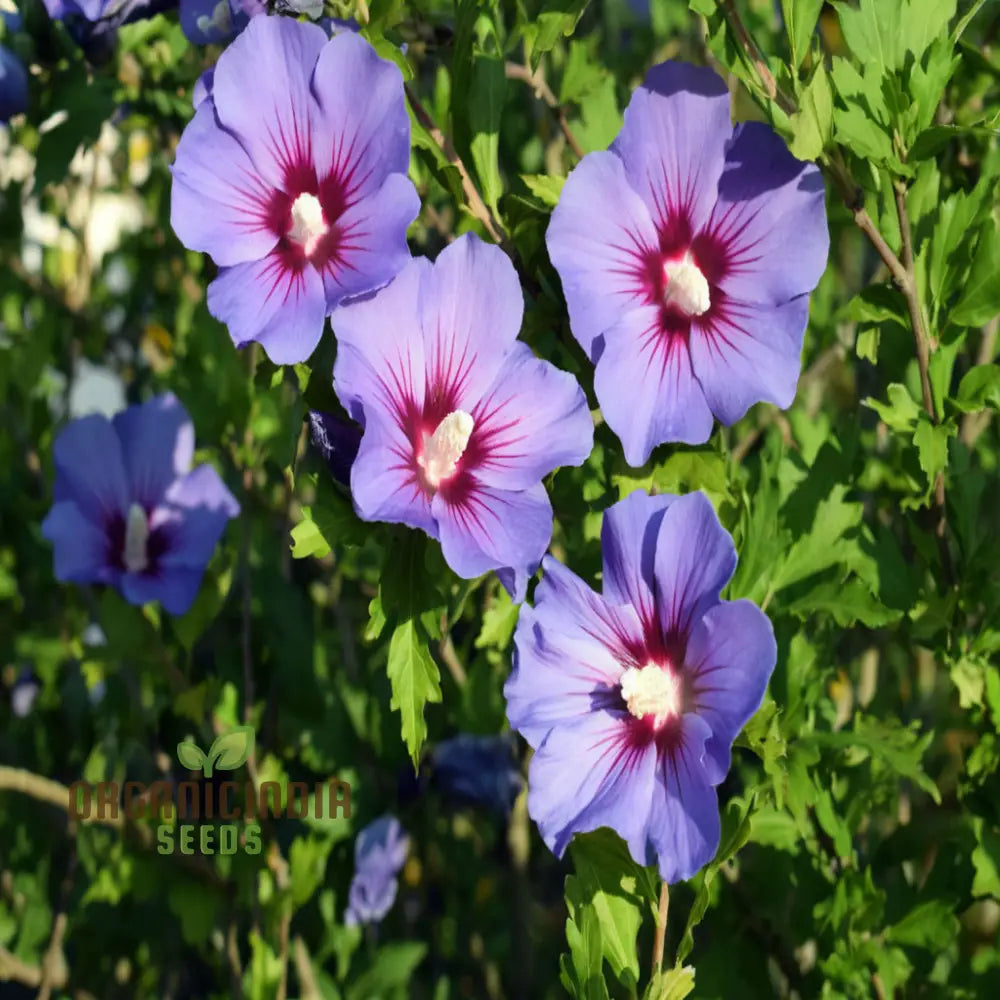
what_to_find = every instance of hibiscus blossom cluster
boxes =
[42,11,828,890]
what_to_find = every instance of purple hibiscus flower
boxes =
[171,16,418,365]
[504,489,776,883]
[41,394,239,616]
[331,233,594,601]
[547,61,829,466]
[344,815,409,927]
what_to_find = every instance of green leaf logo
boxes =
[176,726,255,777]
[208,726,255,773]
[177,741,207,772]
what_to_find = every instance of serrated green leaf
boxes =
[913,416,954,491]
[345,942,427,1000]
[566,829,652,988]
[520,173,565,207]
[864,383,921,432]
[789,65,833,160]
[386,620,442,765]
[786,578,903,627]
[949,223,1000,327]
[782,0,824,68]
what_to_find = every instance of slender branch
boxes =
[439,630,467,686]
[652,881,670,974]
[38,841,77,1000]
[293,937,323,1000]
[0,766,225,886]
[894,183,935,413]
[716,1,795,114]
[0,944,61,989]
[241,345,260,794]
[505,62,585,159]
[892,183,952,572]
[226,917,245,1000]
[405,84,509,246]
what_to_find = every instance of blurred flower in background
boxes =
[11,667,41,718]
[344,815,410,927]
[0,44,26,123]
[428,733,524,816]
[42,393,240,615]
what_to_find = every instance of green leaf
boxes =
[290,515,330,560]
[913,416,954,492]
[386,620,442,766]
[972,825,1000,898]
[289,836,331,906]
[809,715,940,803]
[785,577,903,627]
[521,0,591,68]
[345,942,427,1000]
[468,51,506,214]
[520,173,565,207]
[565,829,654,988]
[833,0,902,71]
[379,531,449,626]
[928,334,965,420]
[291,475,367,560]
[168,878,220,947]
[949,223,1000,327]
[781,0,824,68]
[788,65,833,160]
[864,383,921,432]
[954,364,1000,413]
[475,588,520,650]
[856,327,880,363]
[771,485,864,592]
[887,900,959,949]
[208,725,255,774]
[643,964,696,1000]
[176,741,206,772]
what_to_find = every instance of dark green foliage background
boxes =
[2,0,1000,997]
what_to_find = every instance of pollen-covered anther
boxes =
[620,663,682,727]
[123,502,150,574]
[289,193,328,257]
[419,410,474,489]
[663,252,711,317]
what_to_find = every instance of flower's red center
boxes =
[267,163,353,272]
[417,410,474,491]
[662,252,710,317]
[620,661,682,729]
[288,192,328,259]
